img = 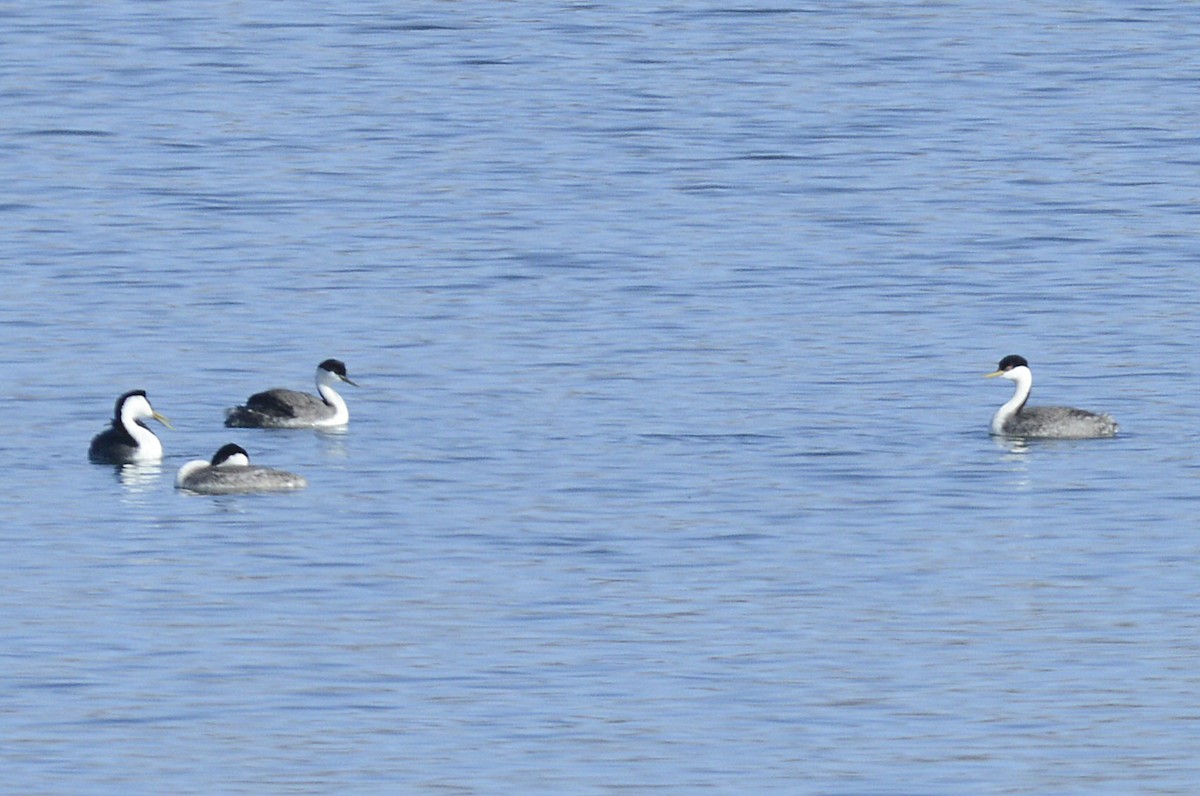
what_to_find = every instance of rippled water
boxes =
[4,2,1200,793]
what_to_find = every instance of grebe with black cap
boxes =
[88,390,173,463]
[176,443,307,494]
[985,355,1118,439]
[225,359,357,428]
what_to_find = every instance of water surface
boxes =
[3,2,1200,793]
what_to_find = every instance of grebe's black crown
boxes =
[318,359,348,377]
[211,443,250,465]
[997,354,1029,372]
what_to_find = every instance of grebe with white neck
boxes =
[176,443,307,494]
[985,355,1118,439]
[225,359,358,428]
[88,390,173,464]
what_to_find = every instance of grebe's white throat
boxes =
[988,361,1034,436]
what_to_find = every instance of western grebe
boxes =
[225,359,358,429]
[175,443,307,494]
[985,354,1118,439]
[88,390,173,464]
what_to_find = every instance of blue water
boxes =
[4,2,1200,792]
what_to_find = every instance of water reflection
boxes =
[317,426,350,459]
[176,492,252,514]
[992,435,1031,456]
[114,461,163,500]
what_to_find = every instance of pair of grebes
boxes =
[88,359,357,494]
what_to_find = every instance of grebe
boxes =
[88,390,173,463]
[176,443,307,494]
[985,355,1118,439]
[225,359,357,428]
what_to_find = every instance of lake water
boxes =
[3,2,1200,793]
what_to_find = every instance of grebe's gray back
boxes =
[88,390,173,464]
[225,359,357,429]
[985,354,1118,439]
[176,443,307,494]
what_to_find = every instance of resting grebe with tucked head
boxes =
[225,359,357,428]
[176,443,307,494]
[88,390,173,463]
[985,355,1118,439]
